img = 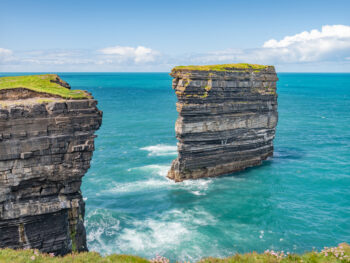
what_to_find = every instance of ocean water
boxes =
[1,72,350,262]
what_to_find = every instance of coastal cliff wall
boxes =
[0,75,102,254]
[168,64,278,182]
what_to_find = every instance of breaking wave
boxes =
[140,144,177,156]
[105,163,215,196]
[86,208,218,261]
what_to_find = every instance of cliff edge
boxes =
[0,74,102,254]
[168,64,278,182]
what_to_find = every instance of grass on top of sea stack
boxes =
[0,74,89,99]
[172,63,272,72]
[0,243,349,263]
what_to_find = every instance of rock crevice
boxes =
[168,64,278,182]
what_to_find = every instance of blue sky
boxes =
[1,0,350,72]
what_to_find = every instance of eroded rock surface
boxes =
[0,78,102,254]
[168,65,278,182]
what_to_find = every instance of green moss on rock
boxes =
[0,74,89,99]
[70,229,77,252]
[172,63,272,72]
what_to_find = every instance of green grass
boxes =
[172,63,272,72]
[0,244,349,263]
[0,74,89,99]
[199,243,350,262]
[0,249,149,263]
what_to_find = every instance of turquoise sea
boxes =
[1,72,350,262]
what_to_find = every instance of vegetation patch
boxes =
[0,249,149,263]
[199,243,350,263]
[0,74,89,99]
[70,230,77,252]
[172,63,272,72]
[0,243,349,262]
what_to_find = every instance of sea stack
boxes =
[0,75,102,254]
[168,64,278,182]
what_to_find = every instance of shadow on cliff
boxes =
[164,147,305,203]
[272,146,305,161]
[225,146,306,177]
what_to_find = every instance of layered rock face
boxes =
[0,77,102,254]
[168,64,278,182]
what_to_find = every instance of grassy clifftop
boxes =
[172,63,272,72]
[0,249,148,263]
[0,243,349,263]
[0,74,89,99]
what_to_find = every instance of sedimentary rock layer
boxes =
[168,64,278,182]
[0,76,102,254]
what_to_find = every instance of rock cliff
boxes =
[0,75,102,254]
[168,64,278,182]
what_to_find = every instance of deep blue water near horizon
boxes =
[1,72,350,262]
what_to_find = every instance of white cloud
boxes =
[0,48,13,64]
[98,45,158,63]
[1,25,350,72]
[190,25,350,65]
[0,48,12,56]
[0,47,168,72]
[262,25,350,62]
[19,50,94,65]
[263,25,350,48]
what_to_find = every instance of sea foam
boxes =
[106,163,215,196]
[114,208,217,261]
[129,164,170,177]
[140,144,177,156]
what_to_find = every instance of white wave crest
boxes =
[115,208,217,260]
[118,220,189,252]
[180,178,214,195]
[105,179,174,194]
[140,144,177,156]
[85,209,121,254]
[105,164,175,194]
[106,163,217,196]
[129,164,170,177]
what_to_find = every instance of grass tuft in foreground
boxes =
[0,243,349,263]
[199,243,350,263]
[0,249,149,263]
[0,74,89,99]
